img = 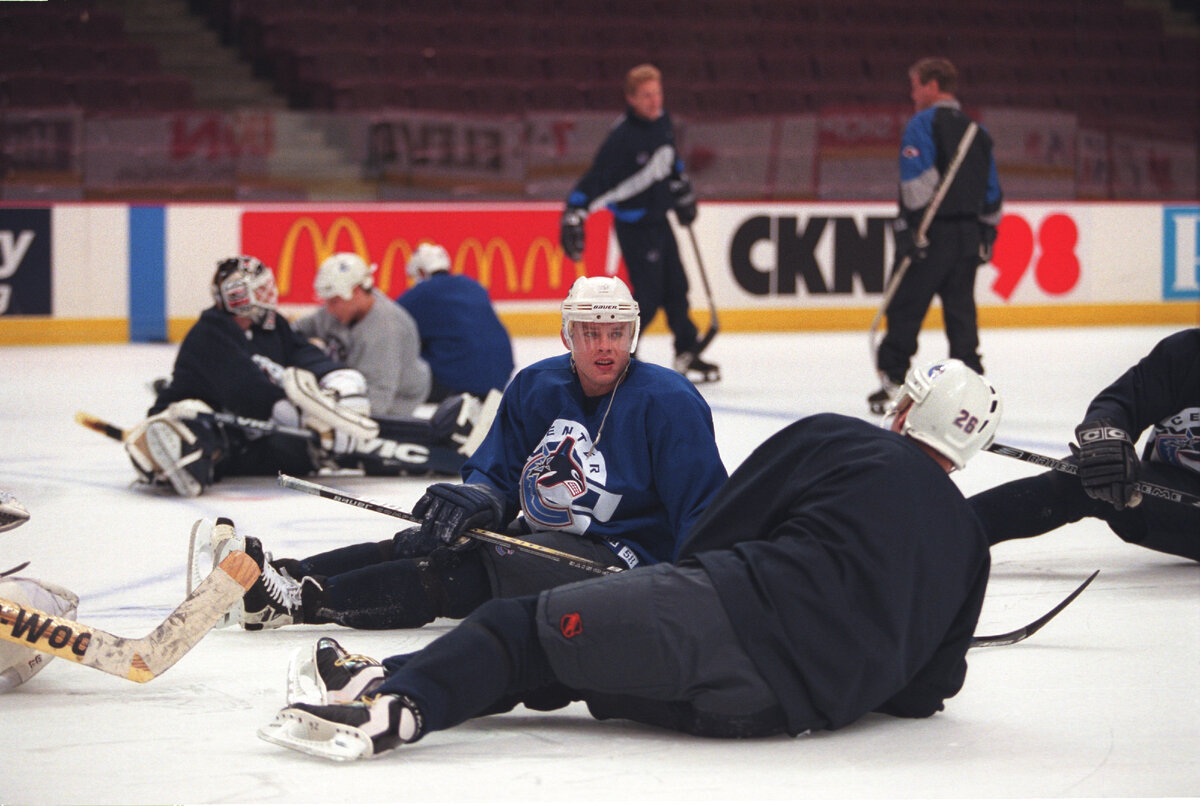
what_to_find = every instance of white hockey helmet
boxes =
[406,243,451,281]
[560,275,641,352]
[314,252,374,301]
[895,358,1002,471]
[212,255,278,328]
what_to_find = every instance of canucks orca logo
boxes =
[520,420,621,532]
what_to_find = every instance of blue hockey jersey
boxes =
[462,354,727,565]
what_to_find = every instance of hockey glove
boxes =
[892,219,927,264]
[560,207,586,261]
[978,223,998,263]
[412,482,504,548]
[1073,419,1142,509]
[670,177,698,226]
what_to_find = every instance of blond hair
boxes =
[625,64,662,97]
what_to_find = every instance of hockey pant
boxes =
[877,218,983,384]
[615,219,700,356]
[968,459,1200,562]
[373,564,786,740]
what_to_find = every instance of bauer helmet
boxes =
[314,252,374,301]
[560,275,640,352]
[896,358,1002,471]
[406,242,451,280]
[212,255,278,328]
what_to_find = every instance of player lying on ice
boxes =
[970,326,1200,562]
[191,275,728,632]
[121,255,496,497]
[255,359,1003,760]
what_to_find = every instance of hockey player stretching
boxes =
[124,256,488,496]
[197,276,728,631]
[258,359,1003,759]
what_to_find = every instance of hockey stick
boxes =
[988,442,1200,509]
[76,410,127,441]
[276,474,624,577]
[0,550,259,682]
[686,224,720,355]
[868,122,979,364]
[970,569,1099,648]
[77,409,313,443]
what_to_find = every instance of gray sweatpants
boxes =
[535,563,784,735]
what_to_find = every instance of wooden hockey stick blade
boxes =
[970,570,1099,648]
[277,474,623,576]
[75,411,128,442]
[988,443,1200,509]
[0,550,259,682]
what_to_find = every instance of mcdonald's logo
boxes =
[276,217,369,296]
[253,210,598,303]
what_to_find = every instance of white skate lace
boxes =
[260,557,303,610]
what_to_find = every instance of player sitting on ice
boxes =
[189,275,727,633]
[123,255,494,497]
[0,490,79,693]
[255,359,1002,760]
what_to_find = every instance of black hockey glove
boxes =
[560,206,586,261]
[1073,419,1142,510]
[978,223,998,263]
[893,219,927,264]
[670,177,697,226]
[412,482,505,548]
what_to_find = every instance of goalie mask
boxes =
[560,276,640,353]
[406,243,451,281]
[212,256,278,329]
[894,358,1002,471]
[315,253,375,301]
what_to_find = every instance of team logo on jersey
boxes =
[520,419,622,532]
[1149,408,1200,473]
[559,612,582,638]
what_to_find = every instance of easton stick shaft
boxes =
[686,224,720,354]
[0,550,258,682]
[988,442,1200,509]
[277,474,623,576]
[970,570,1099,648]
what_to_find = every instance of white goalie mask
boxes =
[212,255,278,329]
[894,359,1002,471]
[406,243,451,281]
[314,252,374,301]
[560,276,641,353]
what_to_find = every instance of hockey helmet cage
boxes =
[212,256,278,328]
[896,358,1002,471]
[406,243,451,280]
[315,252,375,301]
[560,275,640,352]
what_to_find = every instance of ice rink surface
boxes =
[1,324,1198,804]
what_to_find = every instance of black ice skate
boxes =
[867,380,901,415]
[674,351,720,384]
[241,537,315,631]
[287,636,387,705]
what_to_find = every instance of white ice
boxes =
[1,325,1197,803]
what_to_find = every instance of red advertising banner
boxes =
[241,208,623,304]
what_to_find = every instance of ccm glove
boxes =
[979,223,998,263]
[560,206,586,261]
[412,482,505,548]
[669,176,698,226]
[1073,419,1142,509]
[892,219,927,263]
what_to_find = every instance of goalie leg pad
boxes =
[282,367,379,441]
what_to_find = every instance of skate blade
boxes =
[186,519,237,628]
[285,645,327,706]
[257,708,374,762]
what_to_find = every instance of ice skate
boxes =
[258,692,423,761]
[867,380,901,415]
[240,537,318,631]
[187,517,244,628]
[0,490,30,533]
[287,636,386,706]
[674,351,720,384]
